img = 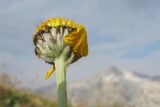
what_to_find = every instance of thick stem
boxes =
[55,56,67,107]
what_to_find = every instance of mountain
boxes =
[68,67,160,107]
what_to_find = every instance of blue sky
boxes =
[0,0,160,88]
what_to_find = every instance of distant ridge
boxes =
[68,67,160,107]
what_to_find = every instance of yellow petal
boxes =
[45,66,55,80]
[64,25,88,62]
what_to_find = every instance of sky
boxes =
[0,0,160,89]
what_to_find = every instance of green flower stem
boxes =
[55,56,67,107]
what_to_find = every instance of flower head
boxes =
[33,18,88,79]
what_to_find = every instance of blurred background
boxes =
[0,0,160,107]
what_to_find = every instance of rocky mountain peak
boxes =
[68,67,160,107]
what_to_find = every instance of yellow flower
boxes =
[33,18,88,79]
